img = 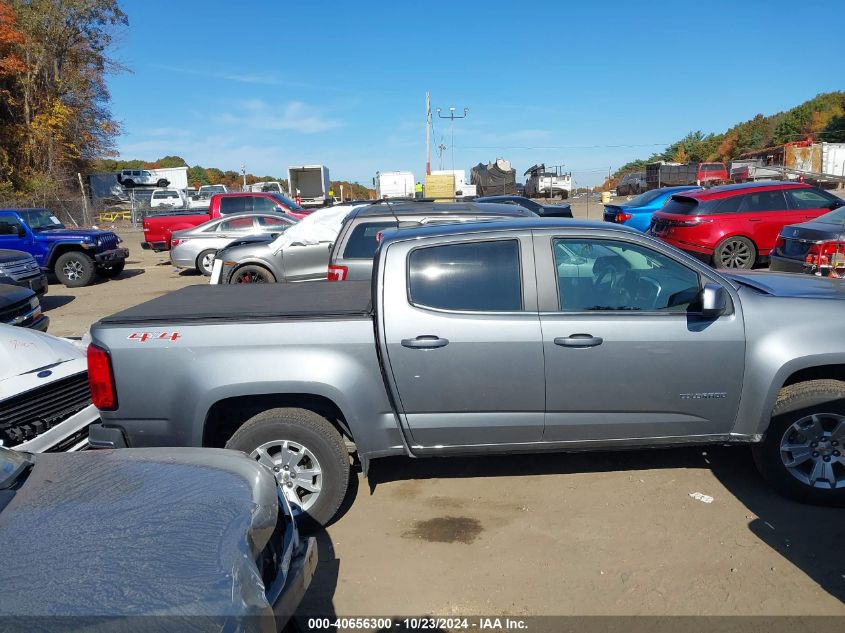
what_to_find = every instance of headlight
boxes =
[29,297,39,310]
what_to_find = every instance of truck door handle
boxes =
[554,334,603,348]
[401,336,449,349]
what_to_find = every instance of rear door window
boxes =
[786,188,839,210]
[219,197,249,214]
[256,215,291,228]
[409,240,522,312]
[342,221,397,259]
[219,217,254,231]
[739,190,789,212]
[714,195,743,214]
[252,196,277,212]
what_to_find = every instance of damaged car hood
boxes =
[0,324,81,385]
[0,448,281,619]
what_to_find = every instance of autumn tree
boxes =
[0,0,126,192]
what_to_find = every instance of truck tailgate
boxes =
[99,281,372,325]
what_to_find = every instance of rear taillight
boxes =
[805,241,845,272]
[666,218,712,228]
[615,212,632,223]
[327,265,348,282]
[774,236,785,252]
[170,238,181,246]
[87,344,117,410]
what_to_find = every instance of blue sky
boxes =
[108,0,844,186]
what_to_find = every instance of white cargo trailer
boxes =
[288,165,331,208]
[375,171,415,199]
[148,167,188,190]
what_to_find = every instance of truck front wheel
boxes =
[55,251,96,287]
[226,407,351,529]
[753,380,845,506]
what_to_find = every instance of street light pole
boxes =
[437,106,468,172]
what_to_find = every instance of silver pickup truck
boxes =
[88,218,845,524]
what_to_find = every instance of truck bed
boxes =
[99,281,373,325]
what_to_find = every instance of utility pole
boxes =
[437,138,447,170]
[437,106,468,172]
[425,92,431,176]
[77,172,89,226]
[241,164,247,190]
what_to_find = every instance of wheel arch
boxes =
[751,358,845,438]
[202,392,352,449]
[46,243,87,268]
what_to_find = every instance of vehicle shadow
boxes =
[289,471,359,631]
[708,446,845,604]
[291,531,340,630]
[368,446,845,605]
[39,295,74,311]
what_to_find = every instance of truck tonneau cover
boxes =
[100,281,373,325]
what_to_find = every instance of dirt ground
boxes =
[41,207,844,621]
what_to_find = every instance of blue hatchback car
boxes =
[603,186,701,232]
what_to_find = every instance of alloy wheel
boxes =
[250,439,323,512]
[780,413,845,489]
[62,259,84,280]
[719,239,752,268]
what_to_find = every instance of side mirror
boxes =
[700,283,727,317]
[17,226,26,237]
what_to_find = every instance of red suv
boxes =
[648,181,838,269]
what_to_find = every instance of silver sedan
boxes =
[169,213,296,275]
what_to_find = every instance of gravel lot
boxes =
[41,204,844,620]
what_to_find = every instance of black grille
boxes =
[100,234,119,250]
[0,372,91,447]
[0,299,32,324]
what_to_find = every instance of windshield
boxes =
[270,193,307,212]
[624,190,664,206]
[19,209,65,231]
[815,205,845,224]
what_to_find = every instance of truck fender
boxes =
[751,352,845,437]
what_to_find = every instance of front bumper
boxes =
[1,273,48,295]
[95,247,129,265]
[273,536,317,630]
[26,313,49,332]
[141,241,168,252]
[15,404,100,453]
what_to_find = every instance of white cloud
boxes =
[219,100,342,134]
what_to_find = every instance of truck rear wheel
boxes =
[753,380,845,506]
[55,251,96,287]
[226,407,351,529]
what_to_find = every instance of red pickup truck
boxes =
[141,192,311,251]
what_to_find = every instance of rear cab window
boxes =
[408,240,522,311]
[341,221,398,259]
[219,197,249,214]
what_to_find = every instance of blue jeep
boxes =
[0,208,128,287]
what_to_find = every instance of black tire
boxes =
[54,251,96,287]
[97,261,125,277]
[560,190,569,200]
[752,380,845,506]
[123,179,135,188]
[232,264,275,284]
[196,249,217,276]
[713,235,756,269]
[156,179,169,188]
[226,407,351,529]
